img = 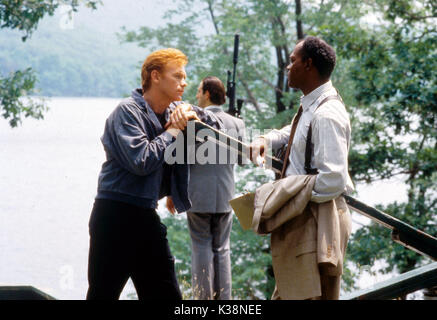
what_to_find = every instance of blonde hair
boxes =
[141,48,188,92]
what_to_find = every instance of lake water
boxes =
[0,97,409,300]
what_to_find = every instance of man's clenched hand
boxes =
[165,103,200,132]
[250,137,268,165]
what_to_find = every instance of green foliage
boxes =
[341,2,437,279]
[120,0,304,115]
[162,214,193,298]
[1,0,58,41]
[0,0,101,41]
[0,68,47,127]
[0,23,144,97]
[0,0,100,40]
[230,215,274,300]
[0,0,101,127]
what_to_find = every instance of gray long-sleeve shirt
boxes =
[96,88,221,213]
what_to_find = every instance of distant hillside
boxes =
[0,0,171,97]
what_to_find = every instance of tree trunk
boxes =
[295,0,304,40]
[275,45,286,113]
[274,15,294,111]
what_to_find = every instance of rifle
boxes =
[226,34,239,117]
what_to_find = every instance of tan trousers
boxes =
[271,268,341,300]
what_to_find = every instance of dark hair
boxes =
[201,76,226,106]
[300,36,336,79]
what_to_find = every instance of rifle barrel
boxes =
[233,34,239,64]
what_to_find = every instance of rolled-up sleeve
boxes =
[108,105,175,176]
[311,115,349,203]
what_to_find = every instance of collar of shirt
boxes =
[205,105,223,112]
[131,88,174,131]
[132,88,148,112]
[131,87,176,116]
[300,80,333,112]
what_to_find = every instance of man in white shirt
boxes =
[251,36,353,202]
[250,36,353,299]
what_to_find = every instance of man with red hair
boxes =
[86,48,221,300]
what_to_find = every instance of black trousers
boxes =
[86,199,182,300]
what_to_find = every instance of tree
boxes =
[0,0,100,127]
[121,0,304,121]
[123,0,436,299]
[332,0,437,298]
